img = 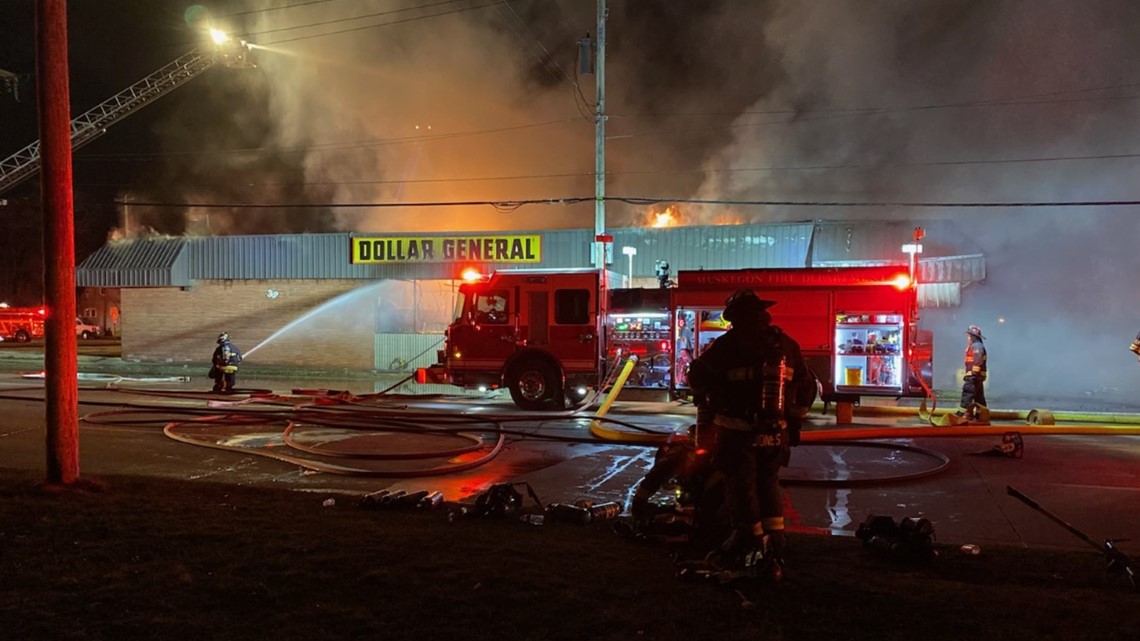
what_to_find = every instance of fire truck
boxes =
[416,265,934,410]
[0,307,46,343]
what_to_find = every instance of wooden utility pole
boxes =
[36,0,80,485]
[592,0,608,269]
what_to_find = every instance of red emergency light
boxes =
[890,273,912,291]
[460,268,483,283]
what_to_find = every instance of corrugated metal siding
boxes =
[183,229,593,281]
[78,222,980,286]
[811,219,982,263]
[373,333,446,371]
[610,223,813,275]
[919,254,986,284]
[77,238,189,287]
[918,282,961,308]
[812,221,914,263]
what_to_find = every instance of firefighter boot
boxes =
[972,404,991,426]
[758,531,786,583]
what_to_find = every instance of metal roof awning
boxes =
[77,237,190,287]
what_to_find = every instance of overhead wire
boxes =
[113,195,1140,210]
[259,1,507,46]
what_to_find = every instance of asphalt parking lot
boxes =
[2,356,1139,556]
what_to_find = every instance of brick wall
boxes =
[122,280,376,368]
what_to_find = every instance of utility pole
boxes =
[36,0,80,485]
[592,0,607,269]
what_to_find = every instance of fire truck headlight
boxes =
[477,385,488,393]
[575,386,588,398]
[891,274,912,290]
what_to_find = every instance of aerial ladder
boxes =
[0,37,251,196]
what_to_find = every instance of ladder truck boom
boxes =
[0,41,249,196]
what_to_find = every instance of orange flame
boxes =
[647,204,683,228]
[644,204,746,227]
[712,212,744,225]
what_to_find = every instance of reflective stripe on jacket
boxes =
[964,340,987,375]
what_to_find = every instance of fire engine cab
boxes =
[0,307,46,343]
[417,264,933,410]
[417,268,616,410]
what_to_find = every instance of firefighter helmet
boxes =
[966,325,985,340]
[218,332,230,344]
[722,289,776,324]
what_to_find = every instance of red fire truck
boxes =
[0,307,46,343]
[417,265,933,410]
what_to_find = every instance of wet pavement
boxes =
[1,370,1138,556]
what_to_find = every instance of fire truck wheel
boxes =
[14,329,30,343]
[508,358,564,411]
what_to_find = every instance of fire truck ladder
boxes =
[0,48,216,196]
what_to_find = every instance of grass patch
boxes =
[1,468,1137,641]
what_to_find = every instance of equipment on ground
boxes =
[969,431,1023,458]
[854,514,938,560]
[1006,485,1137,591]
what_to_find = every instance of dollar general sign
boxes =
[350,235,541,264]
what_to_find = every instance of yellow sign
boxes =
[351,235,542,264]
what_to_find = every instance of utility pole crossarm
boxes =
[0,48,214,196]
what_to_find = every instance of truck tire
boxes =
[81,330,91,340]
[508,358,564,411]
[14,329,30,343]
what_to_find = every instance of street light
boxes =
[622,246,637,285]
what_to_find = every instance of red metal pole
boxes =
[36,0,80,485]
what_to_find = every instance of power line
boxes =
[260,1,506,45]
[113,195,1140,210]
[222,0,355,19]
[75,118,587,159]
[611,196,1140,209]
[237,0,471,38]
[611,82,1140,120]
[114,197,594,209]
[608,94,1140,142]
[75,149,1140,183]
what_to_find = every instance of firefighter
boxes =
[1130,329,1140,362]
[687,289,815,581]
[955,325,988,424]
[211,332,243,393]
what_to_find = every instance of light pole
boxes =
[622,246,636,286]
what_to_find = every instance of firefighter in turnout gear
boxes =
[211,332,243,393]
[687,289,815,581]
[955,325,988,424]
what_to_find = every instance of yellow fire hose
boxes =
[589,355,658,443]
[801,424,1140,441]
[588,355,1140,443]
[824,402,1140,426]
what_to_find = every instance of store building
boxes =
[76,220,985,371]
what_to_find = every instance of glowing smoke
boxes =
[123,1,1140,403]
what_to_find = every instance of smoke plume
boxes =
[121,1,1140,403]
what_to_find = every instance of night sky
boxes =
[2,1,1140,401]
